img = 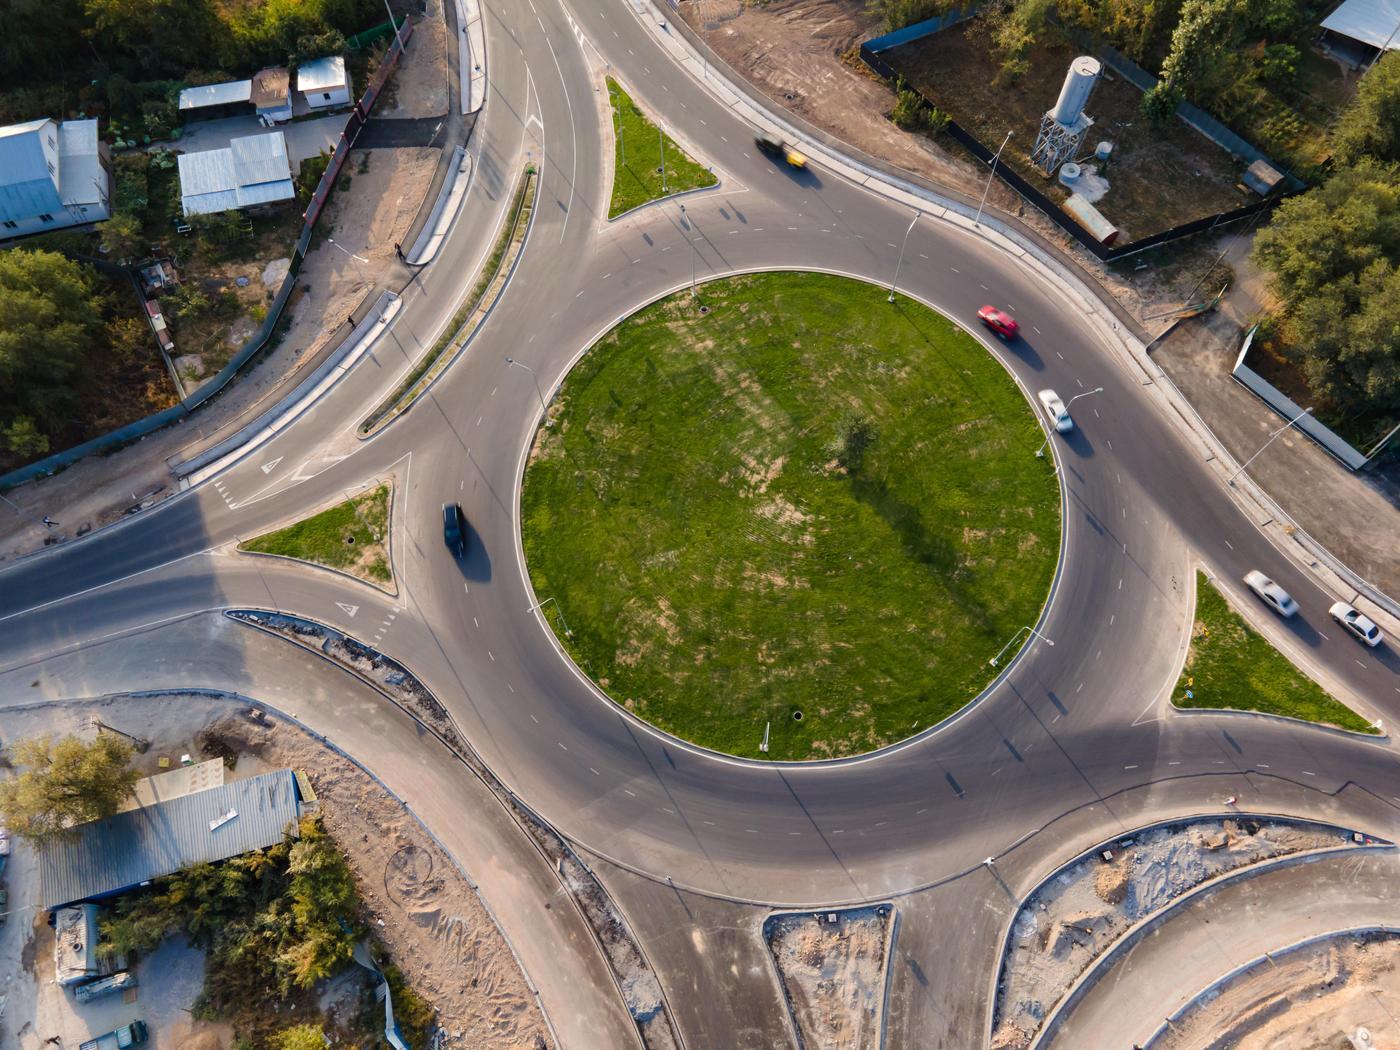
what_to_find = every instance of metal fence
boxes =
[863,6,978,53]
[860,39,1294,264]
[1,18,415,490]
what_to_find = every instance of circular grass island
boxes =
[521,272,1060,760]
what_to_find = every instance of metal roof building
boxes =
[297,55,352,109]
[39,768,304,911]
[178,79,254,113]
[177,130,296,216]
[1321,0,1400,51]
[0,117,111,238]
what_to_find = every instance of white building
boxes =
[297,55,352,110]
[1320,0,1400,59]
[177,131,296,217]
[178,79,254,121]
[0,118,111,238]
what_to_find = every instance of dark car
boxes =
[443,502,467,557]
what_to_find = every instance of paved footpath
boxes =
[0,611,639,1050]
[1047,847,1400,1048]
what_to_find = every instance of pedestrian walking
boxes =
[394,242,405,261]
[41,515,58,528]
[348,314,356,328]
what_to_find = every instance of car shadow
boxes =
[1005,336,1045,371]
[779,163,822,188]
[1059,428,1095,459]
[456,520,492,582]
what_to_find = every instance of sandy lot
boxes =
[765,906,892,1050]
[0,695,550,1050]
[1156,931,1400,1050]
[992,818,1356,1048]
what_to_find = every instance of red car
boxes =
[978,305,1019,339]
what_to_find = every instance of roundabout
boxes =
[520,271,1060,759]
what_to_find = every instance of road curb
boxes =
[1025,842,1396,1049]
[509,266,1068,770]
[1138,924,1400,1047]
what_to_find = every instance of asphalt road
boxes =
[2,0,1399,1038]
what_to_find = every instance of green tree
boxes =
[1252,159,1400,419]
[1332,51,1400,166]
[102,213,146,262]
[866,0,959,32]
[0,249,105,442]
[273,1024,326,1050]
[2,416,49,459]
[1142,0,1249,121]
[0,735,140,841]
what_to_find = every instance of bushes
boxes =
[867,0,959,32]
[890,84,950,134]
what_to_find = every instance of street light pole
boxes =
[610,86,624,165]
[989,625,1055,667]
[888,210,920,303]
[975,130,1013,227]
[1036,386,1103,457]
[659,127,667,193]
[327,237,371,284]
[1229,406,1311,485]
[506,356,552,425]
[383,0,406,54]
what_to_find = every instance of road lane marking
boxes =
[336,602,359,617]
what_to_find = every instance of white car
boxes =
[1330,601,1383,647]
[1037,389,1073,433]
[1244,570,1299,618]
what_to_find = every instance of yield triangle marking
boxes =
[336,602,359,617]
[260,456,284,474]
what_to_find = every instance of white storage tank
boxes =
[1058,161,1082,188]
[1051,56,1101,126]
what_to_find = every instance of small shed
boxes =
[297,55,352,110]
[1242,158,1285,196]
[54,904,100,986]
[178,79,254,122]
[252,67,293,125]
[144,299,174,353]
[1320,0,1400,63]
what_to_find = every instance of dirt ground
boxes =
[1155,932,1400,1050]
[888,23,1252,240]
[992,817,1357,1048]
[682,0,1249,330]
[765,906,892,1050]
[381,0,449,121]
[0,696,551,1050]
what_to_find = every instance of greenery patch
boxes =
[606,77,717,218]
[1173,572,1376,733]
[521,272,1059,760]
[241,485,391,585]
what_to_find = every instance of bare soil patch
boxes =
[992,817,1360,1047]
[1155,931,1400,1050]
[765,906,893,1050]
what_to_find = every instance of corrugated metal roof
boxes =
[178,131,294,216]
[1322,0,1400,49]
[0,118,63,222]
[56,119,107,210]
[230,131,290,186]
[179,80,253,111]
[39,768,302,911]
[120,758,224,812]
[298,55,348,92]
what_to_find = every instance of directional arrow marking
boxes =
[260,457,284,474]
[336,602,359,617]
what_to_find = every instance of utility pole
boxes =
[506,356,552,425]
[975,131,1012,227]
[659,127,667,193]
[384,0,406,54]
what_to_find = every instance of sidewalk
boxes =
[1155,307,1400,598]
[1045,848,1400,1048]
[0,611,639,1050]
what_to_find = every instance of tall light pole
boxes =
[888,210,920,303]
[680,203,698,298]
[1036,386,1103,457]
[659,127,668,193]
[989,624,1054,667]
[975,131,1012,227]
[1229,406,1311,485]
[327,237,371,283]
[383,0,405,54]
[610,84,624,165]
[506,356,552,425]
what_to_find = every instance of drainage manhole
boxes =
[792,710,804,722]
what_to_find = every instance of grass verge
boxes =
[521,272,1060,760]
[360,168,537,434]
[1173,571,1376,733]
[240,484,392,585]
[606,76,717,218]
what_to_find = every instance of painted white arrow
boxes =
[336,602,359,617]
[260,456,283,474]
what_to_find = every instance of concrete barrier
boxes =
[408,146,471,264]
